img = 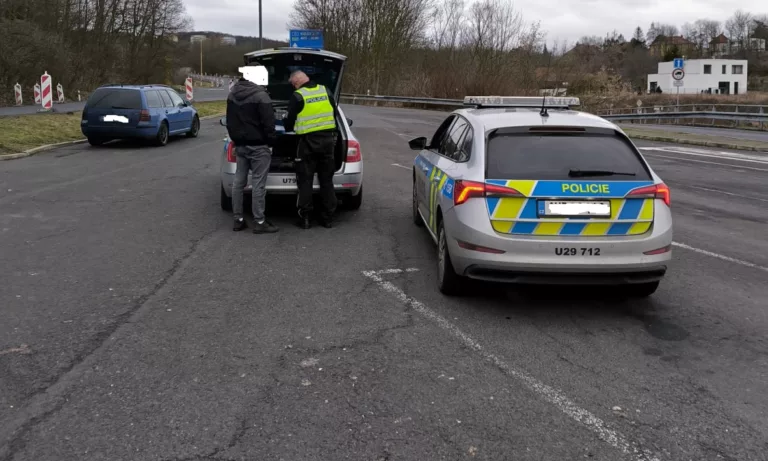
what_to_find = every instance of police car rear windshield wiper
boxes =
[568,169,636,177]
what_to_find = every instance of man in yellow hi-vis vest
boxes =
[284,70,339,229]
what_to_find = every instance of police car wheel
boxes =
[437,221,465,295]
[412,178,423,227]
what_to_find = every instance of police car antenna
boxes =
[540,52,554,117]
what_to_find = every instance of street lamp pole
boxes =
[259,0,263,49]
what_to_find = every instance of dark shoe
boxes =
[318,216,333,228]
[253,220,279,234]
[296,216,311,229]
[233,218,248,232]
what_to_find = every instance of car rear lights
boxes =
[139,110,151,122]
[627,183,671,207]
[346,140,361,163]
[226,142,236,163]
[453,180,522,206]
[644,245,671,255]
[457,240,506,254]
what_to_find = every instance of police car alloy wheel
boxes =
[437,221,464,295]
[412,178,423,227]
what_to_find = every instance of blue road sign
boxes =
[673,58,684,69]
[289,30,324,49]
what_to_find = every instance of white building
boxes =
[221,36,237,46]
[190,35,207,44]
[647,59,748,95]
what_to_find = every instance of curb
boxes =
[1,139,88,161]
[625,133,768,152]
[0,113,225,161]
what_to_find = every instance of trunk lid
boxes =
[484,127,658,237]
[84,88,144,127]
[243,48,347,102]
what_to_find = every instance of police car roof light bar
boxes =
[464,96,580,109]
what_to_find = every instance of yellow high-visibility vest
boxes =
[294,85,336,135]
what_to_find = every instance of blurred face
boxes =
[290,73,307,89]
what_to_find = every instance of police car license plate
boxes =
[540,200,610,217]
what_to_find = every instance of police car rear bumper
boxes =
[444,204,672,284]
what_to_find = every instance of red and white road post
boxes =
[185,77,193,101]
[14,83,23,106]
[40,72,53,110]
[34,83,41,104]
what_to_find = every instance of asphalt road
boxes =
[0,88,229,117]
[618,122,768,143]
[1,105,767,461]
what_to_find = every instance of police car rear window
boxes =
[486,132,652,180]
[87,88,142,110]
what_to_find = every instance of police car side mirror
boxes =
[219,117,226,127]
[409,137,427,151]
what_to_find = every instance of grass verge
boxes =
[0,101,227,156]
[623,127,768,152]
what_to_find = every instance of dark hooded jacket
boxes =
[226,79,276,147]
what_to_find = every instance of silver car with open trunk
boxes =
[220,48,363,212]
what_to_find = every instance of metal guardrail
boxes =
[338,94,768,129]
[340,93,463,106]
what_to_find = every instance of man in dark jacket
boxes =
[284,70,339,229]
[226,66,278,233]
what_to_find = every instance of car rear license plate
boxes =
[555,247,602,256]
[102,115,130,123]
[539,200,610,217]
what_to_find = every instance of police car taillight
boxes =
[454,180,522,206]
[346,140,361,163]
[627,183,670,207]
[226,142,236,163]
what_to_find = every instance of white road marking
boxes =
[391,163,411,170]
[0,344,31,356]
[672,242,768,273]
[642,153,768,172]
[363,269,661,461]
[639,146,768,165]
[685,185,768,203]
[368,268,420,275]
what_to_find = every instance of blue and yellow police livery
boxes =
[410,96,673,297]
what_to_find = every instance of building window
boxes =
[704,65,712,74]
[732,65,743,74]
[722,65,727,74]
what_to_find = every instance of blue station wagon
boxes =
[81,85,200,146]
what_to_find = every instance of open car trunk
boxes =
[269,114,346,174]
[243,48,349,174]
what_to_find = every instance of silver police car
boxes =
[220,48,363,211]
[410,96,673,297]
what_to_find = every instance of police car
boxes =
[410,96,673,297]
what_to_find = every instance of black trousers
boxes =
[296,132,338,219]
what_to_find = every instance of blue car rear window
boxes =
[87,88,142,110]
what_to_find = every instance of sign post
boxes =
[672,68,685,107]
[289,29,324,49]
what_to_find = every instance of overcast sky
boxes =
[182,0,765,46]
